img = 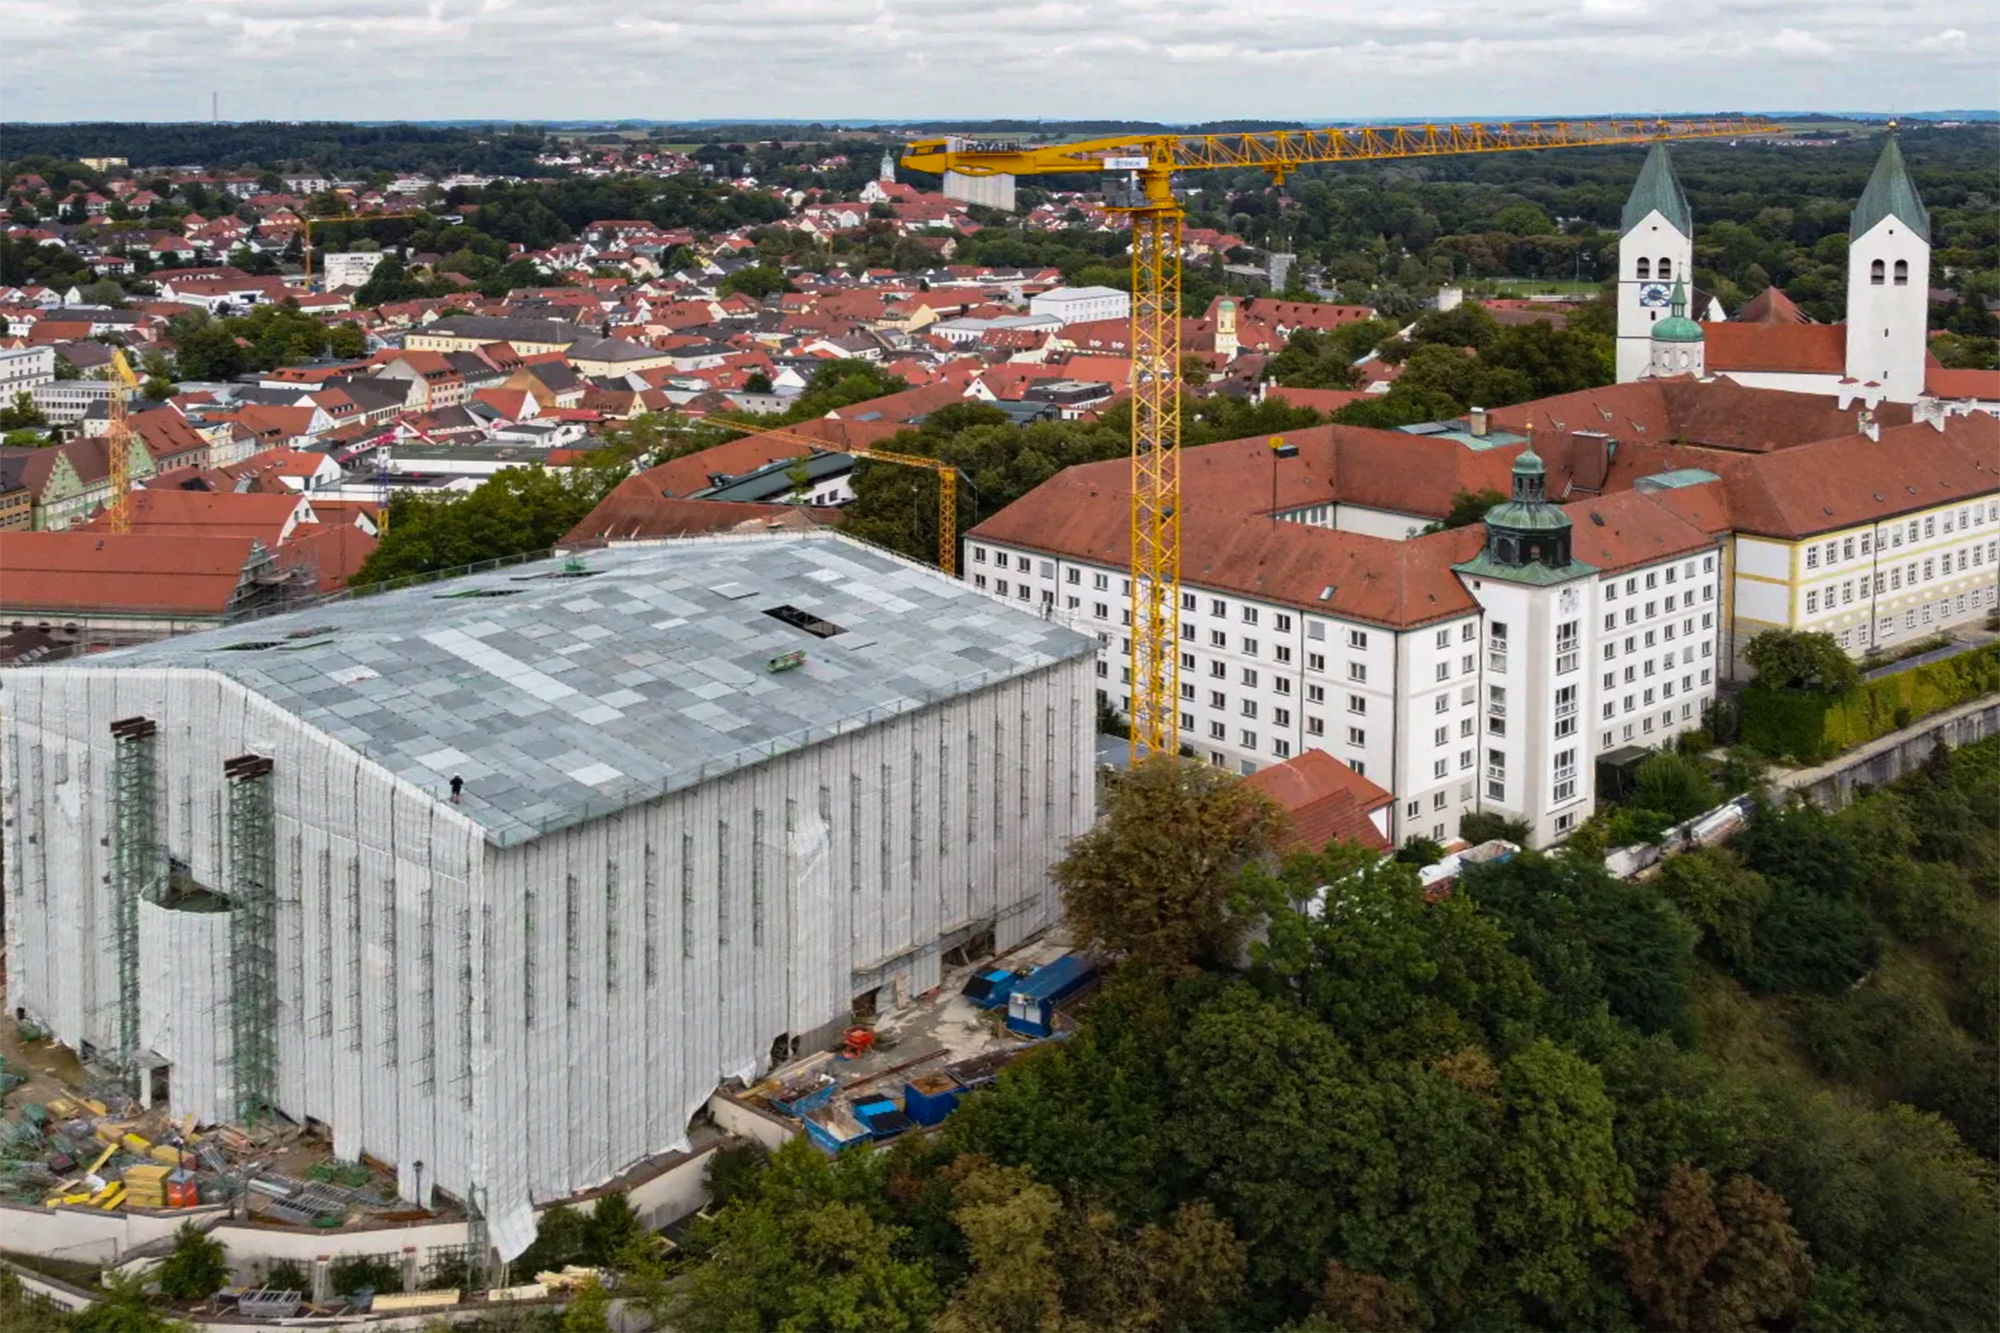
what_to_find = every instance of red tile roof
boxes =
[1700,322,1846,374]
[1242,748,1394,854]
[0,532,264,616]
[1926,367,2000,401]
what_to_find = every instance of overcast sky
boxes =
[2,0,1992,123]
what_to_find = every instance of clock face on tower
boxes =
[1638,282,1671,308]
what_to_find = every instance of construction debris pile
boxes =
[0,1064,427,1226]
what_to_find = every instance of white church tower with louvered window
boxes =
[1844,133,1932,402]
[1617,143,1696,384]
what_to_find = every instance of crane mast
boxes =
[903,116,1778,760]
[105,349,141,535]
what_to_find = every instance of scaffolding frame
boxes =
[109,717,162,1078]
[225,754,277,1122]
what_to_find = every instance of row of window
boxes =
[1805,543,1994,614]
[1833,588,1995,646]
[1802,506,1997,570]
[1867,258,1912,286]
[1604,613,1712,651]
[1604,556,1712,599]
[1600,702,1699,750]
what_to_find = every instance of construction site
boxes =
[1,530,1097,1283]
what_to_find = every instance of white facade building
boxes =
[3,533,1094,1261]
[0,345,58,398]
[1029,286,1131,326]
[319,251,388,291]
[969,434,1724,848]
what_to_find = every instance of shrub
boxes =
[1741,643,2000,761]
[155,1221,228,1301]
[1744,884,1880,994]
[1631,752,1722,824]
[1395,835,1446,867]
[329,1254,402,1297]
[262,1260,307,1292]
[704,1142,770,1208]
[1460,810,1532,847]
[1744,629,1861,694]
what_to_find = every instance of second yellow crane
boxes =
[904,116,1779,758]
[696,415,962,575]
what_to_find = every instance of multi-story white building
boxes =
[969,428,1724,848]
[0,345,58,398]
[970,373,1997,846]
[1029,286,1131,326]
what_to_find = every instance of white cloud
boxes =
[1910,27,1969,52]
[0,0,1993,120]
[1765,26,1835,56]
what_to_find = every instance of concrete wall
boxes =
[0,1201,228,1265]
[707,1090,802,1152]
[1789,697,2000,811]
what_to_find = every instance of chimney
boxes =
[1914,395,1949,432]
[1468,405,1488,437]
[1858,406,1879,442]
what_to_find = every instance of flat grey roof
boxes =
[83,533,1092,847]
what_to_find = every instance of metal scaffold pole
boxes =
[225,753,278,1122]
[109,717,163,1082]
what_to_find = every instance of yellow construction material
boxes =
[370,1290,460,1312]
[84,1143,116,1176]
[902,116,1780,758]
[94,1183,125,1209]
[121,1133,151,1154]
[149,1144,185,1165]
[488,1283,548,1302]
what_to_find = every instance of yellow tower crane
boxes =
[104,349,142,535]
[903,116,1778,758]
[697,415,963,574]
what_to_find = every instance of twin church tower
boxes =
[1616,134,1932,402]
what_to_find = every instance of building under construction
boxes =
[2,531,1095,1257]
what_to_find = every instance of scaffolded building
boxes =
[3,532,1095,1256]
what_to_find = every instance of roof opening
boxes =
[1589,512,1606,526]
[220,640,284,652]
[439,588,524,599]
[765,604,846,639]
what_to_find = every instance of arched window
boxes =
[1871,258,1885,285]
[1636,257,1650,280]
[1658,257,1672,280]
[1893,259,1909,286]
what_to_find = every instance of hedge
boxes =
[1741,642,2000,762]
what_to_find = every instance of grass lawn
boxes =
[1474,277,1600,297]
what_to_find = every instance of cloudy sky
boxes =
[2,0,1992,122]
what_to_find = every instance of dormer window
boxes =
[1871,259,1885,286]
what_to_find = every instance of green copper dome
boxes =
[1481,446,1570,531]
[1651,277,1704,342]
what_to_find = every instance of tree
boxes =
[717,264,791,299]
[744,369,773,394]
[1313,1262,1421,1332]
[1423,488,1506,532]
[560,1276,611,1333]
[1743,629,1861,694]
[350,464,627,586]
[1486,1040,1635,1327]
[71,1271,191,1332]
[155,1221,229,1300]
[1631,751,1722,824]
[1652,848,1768,976]
[1617,1164,1813,1331]
[669,1139,939,1332]
[1743,882,1879,994]
[580,1189,640,1265]
[1055,757,1284,976]
[0,391,46,430]
[932,1157,1065,1333]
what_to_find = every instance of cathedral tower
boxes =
[1844,132,1931,402]
[1617,143,1695,384]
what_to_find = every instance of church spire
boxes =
[1851,131,1929,242]
[1621,141,1692,235]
